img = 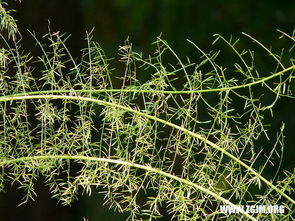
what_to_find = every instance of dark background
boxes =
[0,0,294,220]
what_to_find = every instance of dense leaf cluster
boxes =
[0,2,294,220]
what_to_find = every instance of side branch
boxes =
[1,65,293,97]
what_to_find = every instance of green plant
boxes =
[0,2,294,221]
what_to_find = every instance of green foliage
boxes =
[0,2,294,221]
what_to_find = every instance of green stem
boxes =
[0,154,258,221]
[0,94,293,205]
[2,65,294,97]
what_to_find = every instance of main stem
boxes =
[0,94,294,205]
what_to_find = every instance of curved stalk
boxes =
[0,154,258,221]
[0,93,294,205]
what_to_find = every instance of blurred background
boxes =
[1,0,294,220]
